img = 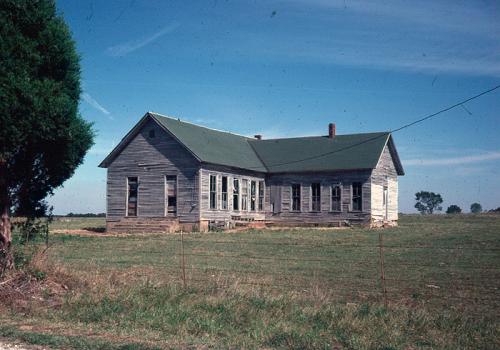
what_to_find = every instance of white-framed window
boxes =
[241,179,248,211]
[209,174,217,209]
[352,182,362,211]
[311,183,321,212]
[331,184,342,212]
[221,176,228,210]
[233,178,240,211]
[258,181,265,211]
[291,184,301,211]
[250,181,256,211]
[126,177,138,217]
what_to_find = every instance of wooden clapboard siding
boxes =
[106,119,200,224]
[102,114,403,230]
[370,144,399,224]
[266,171,372,224]
[199,164,267,221]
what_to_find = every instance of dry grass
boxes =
[0,214,499,349]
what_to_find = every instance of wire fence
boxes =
[161,230,500,316]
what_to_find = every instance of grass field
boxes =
[1,214,499,349]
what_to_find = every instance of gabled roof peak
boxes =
[100,112,404,175]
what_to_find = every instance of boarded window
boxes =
[241,179,248,211]
[221,176,228,210]
[250,181,256,211]
[311,183,321,212]
[258,181,264,211]
[233,178,240,210]
[352,182,362,211]
[210,175,217,209]
[291,184,301,211]
[166,175,177,214]
[331,184,341,212]
[127,177,138,216]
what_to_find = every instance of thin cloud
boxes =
[239,1,500,76]
[289,0,500,37]
[81,92,112,118]
[106,22,180,56]
[404,151,500,166]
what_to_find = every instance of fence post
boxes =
[180,230,186,288]
[378,231,388,307]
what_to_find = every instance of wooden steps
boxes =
[108,218,179,234]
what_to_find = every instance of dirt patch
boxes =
[0,339,51,349]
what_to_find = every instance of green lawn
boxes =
[2,214,499,349]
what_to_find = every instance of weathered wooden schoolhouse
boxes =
[99,112,404,233]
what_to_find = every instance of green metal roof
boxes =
[151,113,267,172]
[100,112,404,175]
[248,132,391,173]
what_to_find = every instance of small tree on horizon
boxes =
[414,191,443,214]
[446,205,462,214]
[0,0,94,271]
[470,203,482,214]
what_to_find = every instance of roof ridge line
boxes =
[249,131,391,142]
[149,111,253,140]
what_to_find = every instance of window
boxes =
[148,129,155,138]
[209,175,217,209]
[250,181,256,211]
[127,177,138,216]
[291,184,301,211]
[241,179,248,211]
[165,175,177,214]
[233,178,240,210]
[331,184,341,212]
[352,182,362,211]
[221,176,228,210]
[258,181,264,211]
[311,183,321,211]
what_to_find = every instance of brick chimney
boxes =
[328,123,336,138]
[254,134,262,140]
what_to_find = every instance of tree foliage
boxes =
[470,203,482,214]
[446,205,462,214]
[414,191,443,215]
[0,0,94,269]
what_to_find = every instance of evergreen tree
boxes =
[0,0,94,270]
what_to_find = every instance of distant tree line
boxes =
[414,191,497,215]
[65,213,106,218]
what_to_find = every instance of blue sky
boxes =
[49,0,500,214]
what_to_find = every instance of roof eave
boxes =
[387,134,405,176]
[267,167,374,175]
[200,161,268,174]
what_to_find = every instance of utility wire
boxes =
[254,84,500,170]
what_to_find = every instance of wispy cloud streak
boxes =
[81,92,112,118]
[404,151,500,166]
[106,22,180,56]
